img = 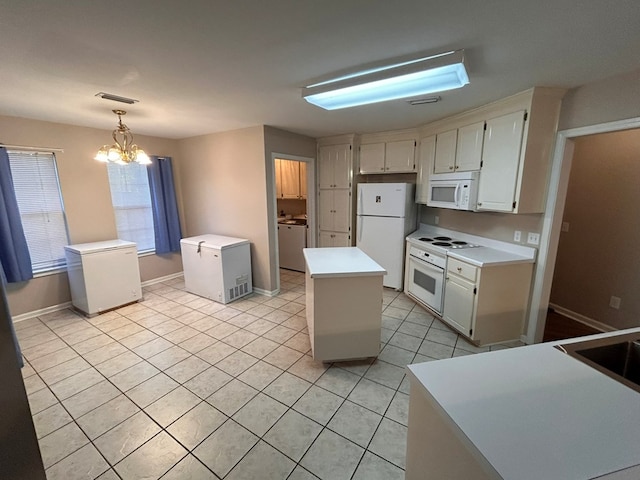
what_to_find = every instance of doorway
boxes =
[526,117,640,343]
[270,153,315,294]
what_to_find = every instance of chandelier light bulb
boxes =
[95,109,150,165]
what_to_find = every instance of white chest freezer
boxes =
[180,234,252,304]
[64,239,142,316]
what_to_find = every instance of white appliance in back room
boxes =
[65,239,142,316]
[356,183,417,290]
[180,234,252,304]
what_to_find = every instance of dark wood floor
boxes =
[543,309,601,342]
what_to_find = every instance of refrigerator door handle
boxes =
[357,215,363,243]
[358,187,363,215]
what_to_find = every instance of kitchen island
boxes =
[303,247,386,362]
[405,328,640,479]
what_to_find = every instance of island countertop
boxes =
[303,247,386,279]
[406,328,640,480]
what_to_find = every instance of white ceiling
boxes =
[1,1,639,140]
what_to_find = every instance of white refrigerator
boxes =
[356,183,417,290]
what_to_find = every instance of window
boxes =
[7,151,70,272]
[106,162,155,252]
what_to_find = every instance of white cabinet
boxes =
[275,159,306,199]
[319,189,350,233]
[278,224,306,272]
[433,123,484,174]
[359,139,416,174]
[442,256,533,345]
[319,144,351,189]
[415,135,435,204]
[455,121,484,171]
[433,130,457,174]
[318,231,350,247]
[476,111,525,212]
[318,142,353,247]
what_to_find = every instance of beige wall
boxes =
[559,68,640,131]
[419,207,543,244]
[263,127,317,289]
[177,125,315,293]
[550,130,640,329]
[0,115,183,316]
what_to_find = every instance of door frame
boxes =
[526,116,640,343]
[270,153,315,294]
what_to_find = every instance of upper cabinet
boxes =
[433,122,484,174]
[416,135,435,204]
[475,111,525,212]
[319,144,351,189]
[275,159,306,199]
[418,87,566,214]
[359,139,416,174]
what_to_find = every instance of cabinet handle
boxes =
[380,167,384,171]
[477,202,482,207]
[449,166,454,170]
[457,267,462,273]
[454,165,459,170]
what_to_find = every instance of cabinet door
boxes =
[359,143,385,174]
[280,160,300,199]
[332,189,351,233]
[318,230,334,247]
[275,159,284,198]
[299,161,307,199]
[332,232,351,247]
[433,129,457,173]
[318,190,334,231]
[443,275,475,336]
[476,111,526,212]
[416,136,435,204]
[318,146,334,189]
[455,122,484,172]
[385,140,416,172]
[333,144,352,188]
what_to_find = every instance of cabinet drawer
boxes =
[447,258,477,282]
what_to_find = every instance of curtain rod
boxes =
[1,143,64,153]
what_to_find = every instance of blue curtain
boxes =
[0,148,32,283]
[147,156,182,254]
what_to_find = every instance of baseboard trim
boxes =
[13,301,73,323]
[141,271,184,287]
[253,287,279,297]
[13,272,185,323]
[548,303,615,333]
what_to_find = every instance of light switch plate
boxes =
[514,230,521,242]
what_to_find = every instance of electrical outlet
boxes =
[610,296,621,309]
[561,222,570,232]
[434,215,439,225]
[527,232,540,245]
[514,230,521,242]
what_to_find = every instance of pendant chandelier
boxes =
[95,109,150,165]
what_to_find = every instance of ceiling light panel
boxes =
[303,50,469,110]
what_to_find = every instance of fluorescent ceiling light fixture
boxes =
[303,49,469,110]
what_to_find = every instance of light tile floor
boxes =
[18,269,520,480]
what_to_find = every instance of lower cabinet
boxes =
[442,257,533,345]
[318,231,350,247]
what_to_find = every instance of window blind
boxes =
[7,151,70,271]
[106,162,155,252]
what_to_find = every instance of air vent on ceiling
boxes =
[407,96,441,106]
[95,92,139,104]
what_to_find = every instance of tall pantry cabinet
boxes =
[317,140,353,247]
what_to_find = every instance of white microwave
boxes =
[427,171,479,211]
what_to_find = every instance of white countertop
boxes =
[303,247,386,278]
[407,224,536,267]
[447,246,533,267]
[407,328,640,480]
